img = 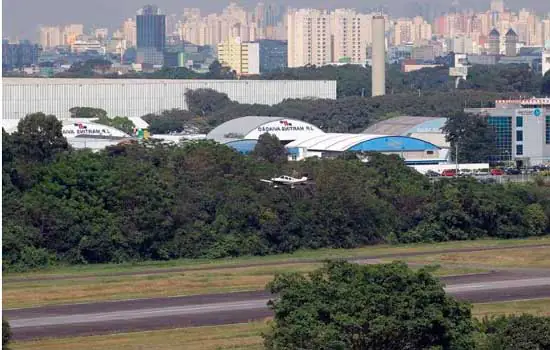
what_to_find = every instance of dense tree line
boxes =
[21,59,547,98]
[142,88,511,135]
[264,261,550,350]
[2,113,550,271]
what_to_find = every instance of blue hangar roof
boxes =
[225,139,258,154]
[285,133,441,152]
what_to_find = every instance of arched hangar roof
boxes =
[285,133,441,152]
[363,116,447,135]
[206,116,325,144]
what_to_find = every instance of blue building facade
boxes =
[136,5,166,65]
[259,40,287,73]
[2,40,42,71]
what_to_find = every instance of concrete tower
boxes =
[505,28,518,56]
[488,28,500,55]
[371,15,386,97]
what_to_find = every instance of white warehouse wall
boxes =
[2,78,337,122]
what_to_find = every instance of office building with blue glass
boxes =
[466,98,550,165]
[258,40,287,72]
[136,5,166,65]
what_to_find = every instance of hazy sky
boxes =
[3,0,549,41]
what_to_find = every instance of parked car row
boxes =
[426,168,505,177]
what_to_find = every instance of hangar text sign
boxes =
[61,123,127,138]
[246,120,324,141]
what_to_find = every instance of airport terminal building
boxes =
[466,98,550,166]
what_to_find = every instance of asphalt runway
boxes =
[6,272,550,341]
[5,243,550,284]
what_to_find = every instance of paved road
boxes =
[5,243,550,283]
[7,272,550,341]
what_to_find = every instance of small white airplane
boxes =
[260,175,309,188]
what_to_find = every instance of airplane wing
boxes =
[260,179,274,184]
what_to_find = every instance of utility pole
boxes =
[455,140,459,176]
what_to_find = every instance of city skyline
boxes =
[3,0,550,41]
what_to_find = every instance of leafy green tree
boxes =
[142,109,209,134]
[2,318,11,348]
[69,107,108,119]
[11,113,69,163]
[476,315,550,350]
[252,133,287,164]
[461,64,542,94]
[443,112,499,163]
[206,60,236,79]
[185,89,232,117]
[264,261,475,350]
[523,203,548,236]
[95,116,135,135]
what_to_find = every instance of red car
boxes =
[441,169,457,177]
[490,168,504,176]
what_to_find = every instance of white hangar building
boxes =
[4,120,133,151]
[2,78,337,126]
[206,116,325,145]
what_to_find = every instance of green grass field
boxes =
[6,237,548,281]
[3,263,485,309]
[402,246,550,269]
[12,299,550,350]
[5,237,549,309]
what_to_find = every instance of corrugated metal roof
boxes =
[206,116,284,143]
[128,117,149,129]
[285,133,389,152]
[3,78,337,120]
[409,132,449,148]
[363,116,444,135]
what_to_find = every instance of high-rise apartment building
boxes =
[217,37,260,75]
[178,3,285,47]
[488,28,501,54]
[40,26,62,48]
[2,40,42,70]
[331,9,372,64]
[123,18,137,47]
[136,4,166,65]
[63,24,84,45]
[505,28,518,56]
[392,17,432,45]
[287,9,332,67]
[543,19,550,47]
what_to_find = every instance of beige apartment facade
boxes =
[287,9,332,67]
[217,37,260,75]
